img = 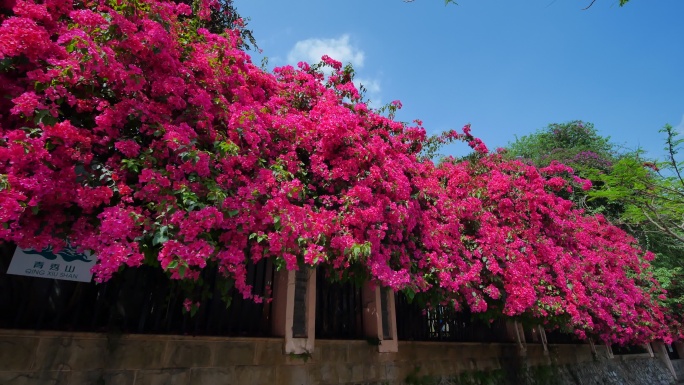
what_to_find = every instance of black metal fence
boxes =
[0,243,274,336]
[394,293,509,342]
[667,344,681,360]
[544,329,582,344]
[523,325,543,344]
[315,268,364,339]
[611,344,648,355]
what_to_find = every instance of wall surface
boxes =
[672,359,684,382]
[527,355,675,385]
[0,330,676,385]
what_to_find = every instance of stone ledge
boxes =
[0,330,676,385]
[0,329,280,344]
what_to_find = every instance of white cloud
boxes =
[286,35,383,107]
[355,77,382,108]
[287,34,365,68]
[355,78,381,94]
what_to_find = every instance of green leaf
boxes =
[152,226,169,246]
[405,288,416,303]
[215,140,239,156]
[33,110,57,126]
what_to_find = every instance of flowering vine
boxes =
[0,0,679,344]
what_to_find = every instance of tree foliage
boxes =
[507,121,613,171]
[506,121,614,212]
[594,125,684,244]
[0,0,679,343]
[176,0,257,50]
[591,125,684,314]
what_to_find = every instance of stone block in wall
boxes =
[384,362,404,383]
[275,364,309,385]
[32,335,167,372]
[212,340,256,367]
[135,369,191,385]
[253,339,284,366]
[189,368,237,385]
[524,344,550,367]
[0,335,39,371]
[32,336,108,371]
[0,371,69,385]
[423,343,464,362]
[69,370,135,385]
[234,365,277,384]
[164,340,213,368]
[403,344,444,363]
[346,341,384,365]
[474,357,503,372]
[546,344,593,365]
[102,337,168,370]
[361,363,382,382]
[315,342,349,363]
[422,360,452,377]
[349,363,366,383]
[320,362,355,384]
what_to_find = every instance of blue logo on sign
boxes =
[24,246,93,263]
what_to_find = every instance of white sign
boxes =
[7,246,96,282]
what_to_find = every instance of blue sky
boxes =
[233,0,684,158]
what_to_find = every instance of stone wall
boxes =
[672,359,684,381]
[525,355,675,385]
[0,330,677,385]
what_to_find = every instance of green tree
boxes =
[591,125,684,310]
[507,121,614,169]
[176,0,258,50]
[506,121,617,213]
[593,125,684,245]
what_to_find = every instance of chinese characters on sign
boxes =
[7,246,96,282]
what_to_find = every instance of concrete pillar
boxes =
[644,343,654,358]
[362,285,398,353]
[271,268,316,354]
[506,321,526,353]
[589,339,597,357]
[652,341,678,381]
[271,269,288,338]
[606,343,614,359]
[536,325,548,354]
